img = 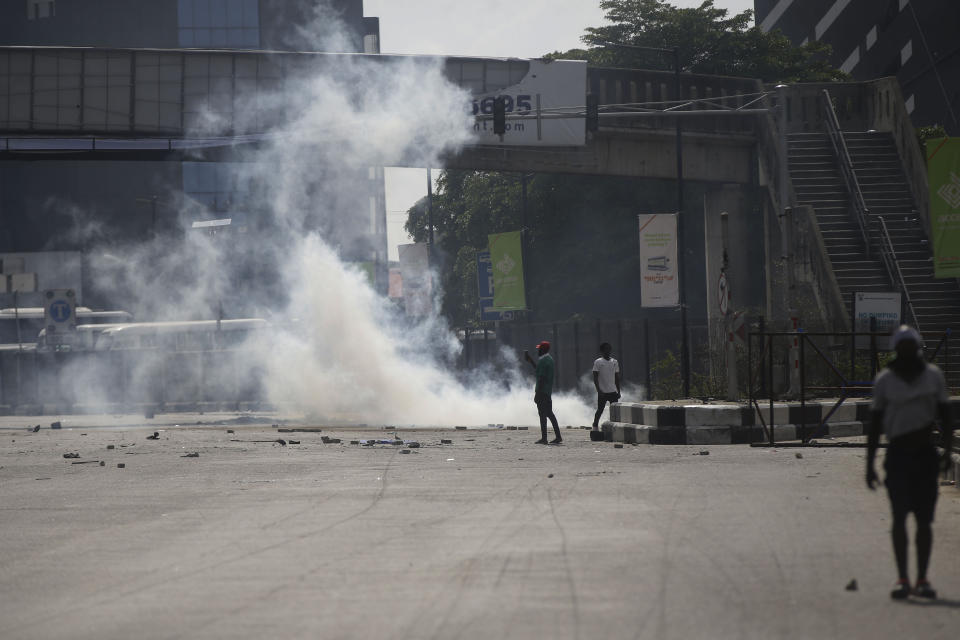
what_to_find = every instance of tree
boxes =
[407,1,846,328]
[546,0,846,83]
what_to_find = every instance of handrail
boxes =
[877,215,922,335]
[819,90,871,256]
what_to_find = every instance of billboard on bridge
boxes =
[469,60,586,147]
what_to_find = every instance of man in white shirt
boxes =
[867,325,953,600]
[592,342,621,429]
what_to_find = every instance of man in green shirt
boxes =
[524,340,562,444]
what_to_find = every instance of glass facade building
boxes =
[177,0,260,49]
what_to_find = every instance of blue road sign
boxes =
[49,300,72,323]
[476,251,514,322]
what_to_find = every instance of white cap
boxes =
[889,325,922,350]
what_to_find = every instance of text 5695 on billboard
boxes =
[472,95,532,116]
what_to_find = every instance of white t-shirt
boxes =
[871,364,948,440]
[592,356,620,394]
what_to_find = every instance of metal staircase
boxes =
[788,133,890,296]
[846,132,960,340]
[786,91,960,384]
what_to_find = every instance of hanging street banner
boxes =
[476,251,515,322]
[638,214,679,307]
[928,137,960,278]
[488,231,526,311]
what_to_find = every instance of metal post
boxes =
[617,320,624,381]
[759,316,767,398]
[799,332,806,442]
[552,322,559,387]
[644,317,652,400]
[426,167,434,247]
[768,329,775,446]
[573,321,580,388]
[849,293,856,381]
[674,47,690,399]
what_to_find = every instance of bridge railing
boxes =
[775,78,930,237]
[588,66,760,135]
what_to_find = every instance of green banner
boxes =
[488,231,526,311]
[928,137,960,278]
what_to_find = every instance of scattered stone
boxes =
[63,452,80,459]
[518,427,529,431]
[227,429,235,434]
[146,432,160,440]
[275,439,287,446]
[51,421,62,429]
[72,460,100,465]
[32,425,40,432]
[506,426,517,431]
[699,450,710,456]
[288,440,300,445]
[845,579,858,592]
[440,439,453,445]
[106,445,115,450]
[327,438,341,444]
[117,463,125,469]
[182,452,200,458]
[400,449,411,454]
[455,426,467,430]
[407,442,421,448]
[81,433,87,436]
[614,444,624,449]
[795,452,804,459]
[547,473,554,478]
[518,458,524,461]
[99,461,105,467]
[350,440,360,445]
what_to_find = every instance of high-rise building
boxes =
[0,1,386,310]
[755,0,959,134]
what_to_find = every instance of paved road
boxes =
[1,418,958,639]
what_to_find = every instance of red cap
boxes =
[536,341,551,351]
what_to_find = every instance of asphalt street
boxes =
[1,415,958,640]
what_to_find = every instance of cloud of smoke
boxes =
[65,3,594,426]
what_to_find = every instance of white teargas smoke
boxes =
[234,50,593,426]
[72,7,594,426]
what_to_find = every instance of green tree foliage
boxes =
[545,0,846,83]
[406,172,682,327]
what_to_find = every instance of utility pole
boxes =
[599,40,689,397]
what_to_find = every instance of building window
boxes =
[26,0,55,20]
[182,162,249,213]
[178,0,260,49]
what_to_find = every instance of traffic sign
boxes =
[44,289,77,336]
[718,272,730,316]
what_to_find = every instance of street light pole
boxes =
[673,46,690,399]
[600,40,689,397]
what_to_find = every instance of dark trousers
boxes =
[535,393,560,440]
[593,391,620,427]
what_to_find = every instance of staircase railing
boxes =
[877,215,922,334]
[819,90,871,256]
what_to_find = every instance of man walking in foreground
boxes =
[524,341,561,444]
[867,325,954,600]
[592,342,621,430]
